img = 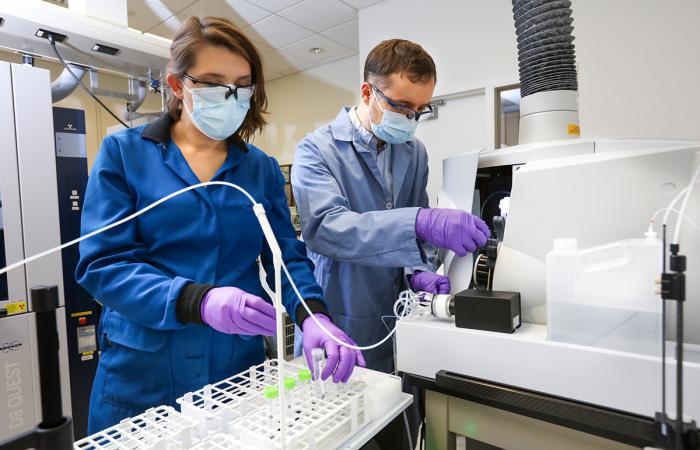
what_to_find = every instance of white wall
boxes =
[574,0,700,140]
[360,1,518,99]
[253,55,360,164]
[416,92,487,204]
[359,0,700,195]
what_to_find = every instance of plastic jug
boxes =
[545,234,662,355]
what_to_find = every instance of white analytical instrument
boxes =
[398,138,700,421]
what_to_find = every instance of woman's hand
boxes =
[201,287,276,335]
[302,314,366,383]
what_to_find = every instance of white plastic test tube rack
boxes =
[73,406,201,450]
[74,411,247,450]
[73,359,398,450]
[176,359,370,450]
[188,433,247,449]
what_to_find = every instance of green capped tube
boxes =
[264,385,279,432]
[284,376,296,416]
[299,369,313,408]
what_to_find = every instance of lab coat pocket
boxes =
[106,311,169,351]
[100,312,171,410]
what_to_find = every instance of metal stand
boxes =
[0,286,74,450]
[655,413,699,450]
[655,244,699,450]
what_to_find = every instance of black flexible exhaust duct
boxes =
[512,0,578,97]
[511,0,580,144]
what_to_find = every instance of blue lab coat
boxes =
[76,114,326,434]
[292,108,436,373]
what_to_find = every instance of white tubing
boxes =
[673,164,700,244]
[282,263,397,351]
[0,181,255,278]
[661,186,688,228]
[0,180,397,352]
[650,208,700,234]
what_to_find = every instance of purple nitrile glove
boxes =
[302,314,366,384]
[415,208,490,257]
[410,271,451,294]
[200,287,276,336]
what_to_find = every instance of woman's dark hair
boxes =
[166,16,267,142]
[364,39,437,88]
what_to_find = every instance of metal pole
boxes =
[253,204,287,448]
[275,253,287,449]
[676,300,683,450]
[662,224,667,436]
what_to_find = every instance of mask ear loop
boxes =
[181,87,196,121]
[179,80,195,117]
[368,89,385,127]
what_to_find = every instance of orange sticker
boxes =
[568,124,581,136]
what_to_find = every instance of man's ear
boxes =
[360,82,372,105]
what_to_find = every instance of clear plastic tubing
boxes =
[0,180,398,353]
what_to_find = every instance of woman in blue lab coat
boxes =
[76,16,363,434]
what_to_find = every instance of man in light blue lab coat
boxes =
[292,39,490,449]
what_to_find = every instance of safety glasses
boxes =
[370,83,434,122]
[182,73,256,102]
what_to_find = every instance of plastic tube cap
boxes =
[264,385,279,399]
[284,376,296,390]
[298,369,312,382]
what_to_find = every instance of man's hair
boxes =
[363,39,436,88]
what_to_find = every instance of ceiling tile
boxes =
[244,15,313,48]
[263,68,285,81]
[252,40,275,55]
[320,19,357,51]
[128,0,176,32]
[279,0,356,33]
[316,49,356,65]
[340,0,383,9]
[281,34,352,63]
[177,0,271,28]
[262,50,313,75]
[146,17,181,39]
[144,0,198,12]
[147,0,271,39]
[243,0,303,13]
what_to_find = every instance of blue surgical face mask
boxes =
[369,92,418,144]
[183,84,250,141]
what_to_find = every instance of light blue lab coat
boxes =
[292,108,436,373]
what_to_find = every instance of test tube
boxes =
[283,376,296,419]
[298,369,312,407]
[311,348,326,397]
[263,385,279,434]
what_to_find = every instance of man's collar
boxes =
[348,106,385,152]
